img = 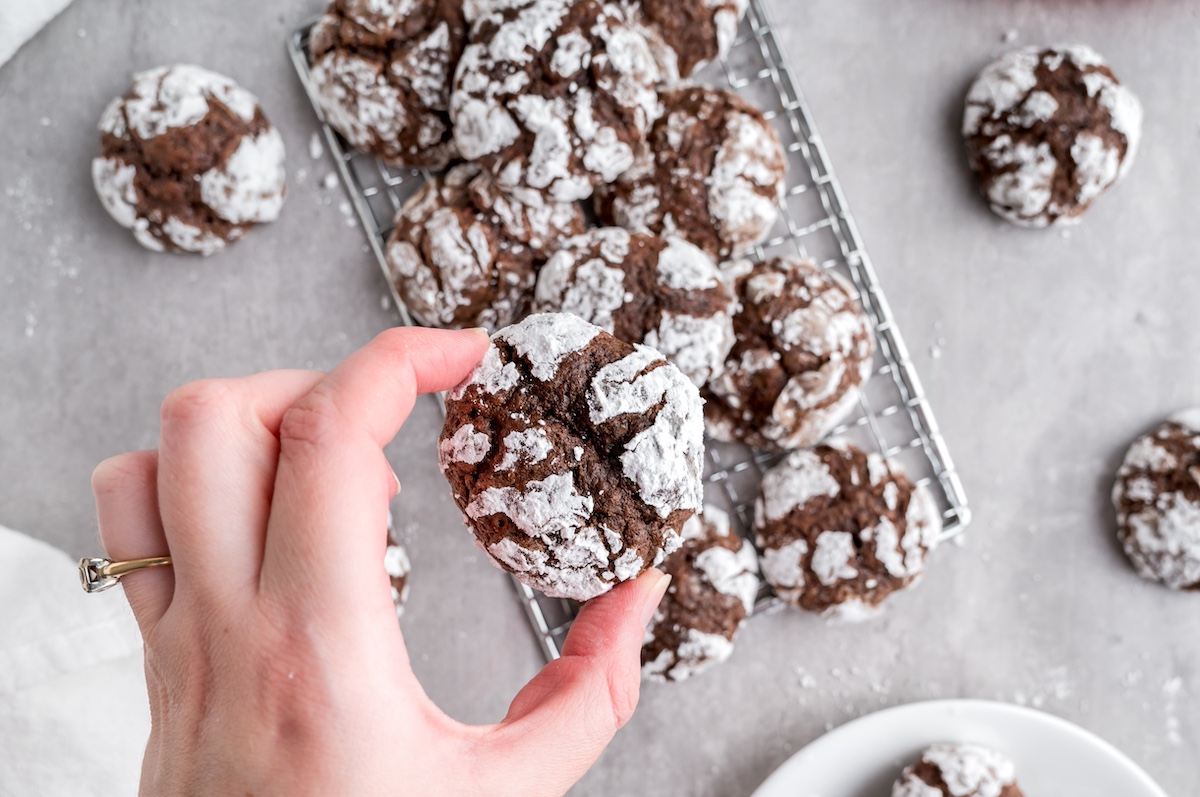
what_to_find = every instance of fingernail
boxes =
[638,571,671,626]
[391,469,402,495]
[467,327,491,340]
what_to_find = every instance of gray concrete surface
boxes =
[2,0,1198,794]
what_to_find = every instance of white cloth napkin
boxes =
[0,525,149,797]
[0,0,73,69]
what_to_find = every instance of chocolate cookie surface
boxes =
[533,228,736,385]
[703,257,874,451]
[439,312,705,600]
[754,443,942,621]
[92,64,286,255]
[963,44,1141,228]
[1112,409,1200,590]
[310,0,464,168]
[634,0,747,79]
[642,505,759,682]
[451,0,662,206]
[892,744,1023,797]
[385,519,411,618]
[595,85,785,259]
[386,163,585,330]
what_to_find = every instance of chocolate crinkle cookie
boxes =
[533,228,736,386]
[92,64,286,255]
[595,85,786,260]
[451,0,662,206]
[632,0,748,80]
[963,44,1141,228]
[1112,409,1200,591]
[892,744,1024,797]
[309,0,464,169]
[386,163,585,330]
[384,519,412,618]
[754,443,942,621]
[439,312,705,601]
[703,257,874,451]
[642,505,759,682]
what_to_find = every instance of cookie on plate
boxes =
[92,64,286,255]
[533,228,736,385]
[1112,409,1200,590]
[384,519,411,618]
[754,443,942,621]
[439,312,704,601]
[642,505,759,682]
[451,0,662,206]
[892,743,1023,797]
[633,0,748,80]
[385,163,586,330]
[963,44,1142,228]
[309,0,464,169]
[595,85,786,260]
[703,257,874,452]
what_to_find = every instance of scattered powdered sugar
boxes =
[440,423,492,465]
[502,312,601,380]
[757,448,840,522]
[198,127,287,224]
[811,530,858,586]
[496,427,554,470]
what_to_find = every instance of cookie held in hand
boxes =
[439,313,705,601]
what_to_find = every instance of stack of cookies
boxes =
[308,0,944,682]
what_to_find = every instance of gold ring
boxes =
[79,555,172,593]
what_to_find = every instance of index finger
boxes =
[259,326,489,611]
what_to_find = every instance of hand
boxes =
[92,326,671,797]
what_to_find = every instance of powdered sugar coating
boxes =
[383,542,412,617]
[534,229,736,385]
[309,0,463,168]
[596,85,785,259]
[632,0,747,79]
[1113,411,1200,590]
[963,44,1141,227]
[198,127,287,224]
[641,504,759,682]
[119,65,258,140]
[386,163,584,330]
[440,313,702,600]
[892,744,1019,797]
[704,257,875,451]
[755,443,942,617]
[92,64,286,255]
[452,0,662,204]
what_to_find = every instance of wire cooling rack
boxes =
[288,0,971,663]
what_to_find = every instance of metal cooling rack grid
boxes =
[287,0,971,664]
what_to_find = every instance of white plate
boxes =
[751,699,1167,797]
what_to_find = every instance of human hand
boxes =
[92,326,671,797]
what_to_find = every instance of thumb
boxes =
[481,569,671,796]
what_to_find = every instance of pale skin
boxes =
[92,326,671,797]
